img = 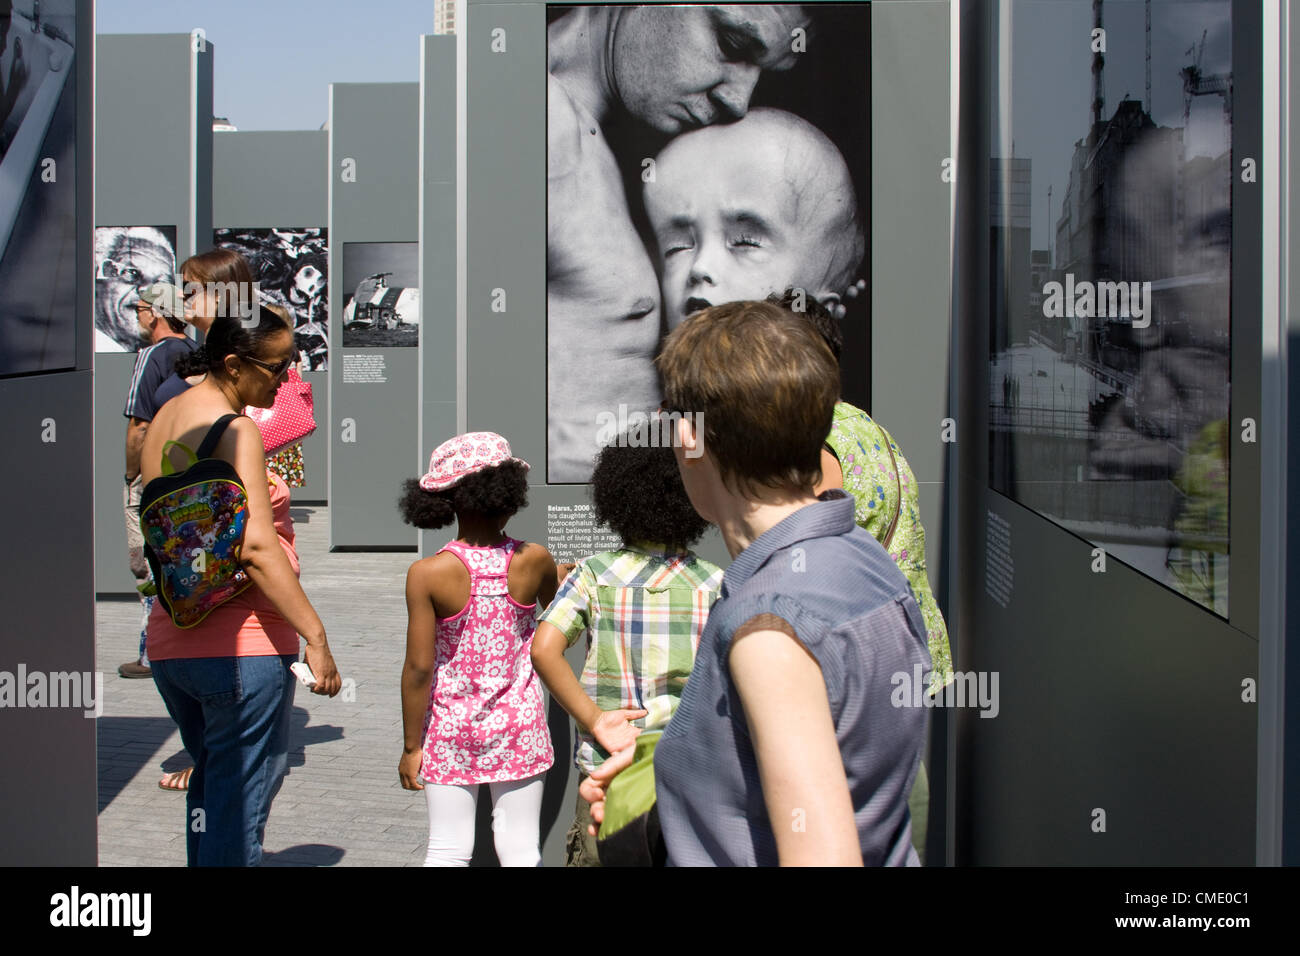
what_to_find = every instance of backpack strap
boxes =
[159,441,199,477]
[195,414,244,459]
[159,414,244,476]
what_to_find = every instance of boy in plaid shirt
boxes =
[533,437,722,866]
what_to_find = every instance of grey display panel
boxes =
[467,0,953,866]
[93,34,212,594]
[328,83,420,550]
[545,3,872,483]
[0,0,79,378]
[0,0,95,865]
[418,34,458,558]
[953,0,1262,865]
[989,0,1235,619]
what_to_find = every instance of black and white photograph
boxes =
[546,3,871,483]
[93,224,177,353]
[214,226,329,370]
[989,0,1232,616]
[341,240,419,348]
[0,0,77,376]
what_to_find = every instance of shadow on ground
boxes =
[262,844,346,867]
[99,705,345,811]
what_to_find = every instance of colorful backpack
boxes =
[140,414,253,628]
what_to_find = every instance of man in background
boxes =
[119,282,193,680]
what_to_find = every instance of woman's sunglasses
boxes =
[242,353,296,377]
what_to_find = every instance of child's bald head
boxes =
[644,108,864,326]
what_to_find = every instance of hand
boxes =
[303,643,342,697]
[557,562,576,585]
[590,708,647,756]
[399,749,424,791]
[580,743,636,837]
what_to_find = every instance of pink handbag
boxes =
[244,367,317,454]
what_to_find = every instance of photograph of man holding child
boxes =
[546,3,871,483]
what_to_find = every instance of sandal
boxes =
[158,767,194,791]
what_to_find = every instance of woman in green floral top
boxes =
[773,292,951,864]
[772,291,953,686]
[820,403,953,685]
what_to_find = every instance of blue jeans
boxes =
[151,654,297,866]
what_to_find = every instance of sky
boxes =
[95,0,436,130]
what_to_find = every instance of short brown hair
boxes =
[655,300,839,496]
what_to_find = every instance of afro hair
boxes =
[590,437,709,551]
[398,460,530,530]
[768,287,843,362]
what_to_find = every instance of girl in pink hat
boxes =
[397,432,558,866]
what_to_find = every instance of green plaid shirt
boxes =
[538,544,723,773]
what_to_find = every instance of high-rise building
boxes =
[435,0,457,35]
[990,157,1032,351]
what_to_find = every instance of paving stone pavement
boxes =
[96,504,579,867]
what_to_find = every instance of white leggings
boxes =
[423,774,545,867]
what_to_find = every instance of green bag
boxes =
[596,731,665,867]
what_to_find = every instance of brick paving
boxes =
[95,504,578,867]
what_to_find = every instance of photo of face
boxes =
[93,226,178,352]
[611,4,808,134]
[644,108,862,325]
[545,3,870,483]
[291,262,325,305]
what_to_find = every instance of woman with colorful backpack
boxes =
[139,305,343,867]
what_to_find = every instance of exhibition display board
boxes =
[462,0,956,866]
[92,33,213,594]
[328,83,421,550]
[212,130,330,503]
[418,35,459,558]
[951,0,1262,864]
[0,0,96,865]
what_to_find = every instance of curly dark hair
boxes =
[590,437,709,551]
[768,288,843,362]
[397,460,530,530]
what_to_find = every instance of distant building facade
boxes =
[435,0,457,35]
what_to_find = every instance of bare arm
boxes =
[532,619,645,754]
[729,615,862,866]
[226,417,340,695]
[400,560,438,789]
[530,544,560,611]
[125,418,149,479]
[532,621,601,731]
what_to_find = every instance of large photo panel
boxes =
[0,0,79,376]
[546,3,872,483]
[989,0,1233,617]
[93,225,178,353]
[214,227,329,370]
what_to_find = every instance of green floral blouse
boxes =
[825,401,953,687]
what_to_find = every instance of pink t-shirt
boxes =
[146,472,301,660]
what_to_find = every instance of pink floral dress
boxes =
[420,537,555,785]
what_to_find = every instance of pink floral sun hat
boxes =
[419,431,530,491]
